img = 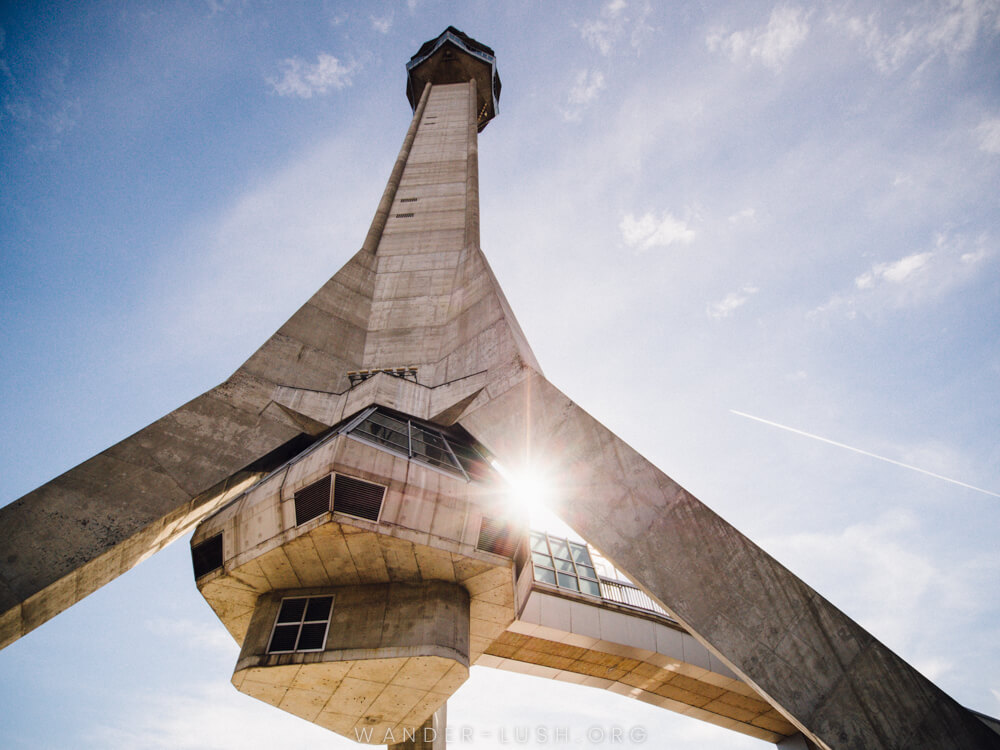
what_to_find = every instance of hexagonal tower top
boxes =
[406,26,501,131]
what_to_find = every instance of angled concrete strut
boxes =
[1,28,996,750]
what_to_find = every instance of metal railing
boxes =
[598,577,671,619]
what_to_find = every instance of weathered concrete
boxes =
[390,704,448,750]
[233,582,469,744]
[488,586,797,742]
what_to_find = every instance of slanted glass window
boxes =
[267,595,333,654]
[529,532,601,599]
[341,406,490,481]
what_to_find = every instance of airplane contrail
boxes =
[730,409,1000,499]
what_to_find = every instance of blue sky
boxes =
[2,1,999,748]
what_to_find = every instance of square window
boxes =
[268,595,334,654]
[532,552,554,568]
[569,542,591,564]
[554,558,575,573]
[549,538,570,558]
[534,567,556,585]
[580,579,602,597]
[556,572,579,591]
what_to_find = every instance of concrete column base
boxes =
[390,704,447,750]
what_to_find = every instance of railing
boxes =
[598,577,671,619]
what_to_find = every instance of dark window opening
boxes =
[267,595,333,654]
[192,533,224,578]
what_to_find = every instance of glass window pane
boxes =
[580,579,602,597]
[549,538,570,558]
[268,624,299,652]
[534,567,556,585]
[576,565,597,580]
[277,598,306,624]
[297,622,328,651]
[530,534,549,553]
[532,552,553,568]
[556,572,579,590]
[569,543,592,564]
[554,558,575,573]
[304,596,333,621]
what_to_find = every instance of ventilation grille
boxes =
[333,474,385,521]
[395,212,414,218]
[399,197,418,203]
[294,475,332,526]
[477,516,518,557]
[192,533,223,578]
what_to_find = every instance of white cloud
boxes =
[854,251,931,289]
[370,13,392,34]
[813,234,994,316]
[707,285,759,319]
[267,53,356,98]
[578,0,653,57]
[620,211,696,251]
[706,6,810,71]
[832,1,1000,74]
[976,117,1000,154]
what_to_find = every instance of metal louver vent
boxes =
[192,533,223,578]
[333,474,385,521]
[477,516,518,557]
[294,475,332,526]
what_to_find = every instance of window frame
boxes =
[266,595,334,654]
[529,532,601,599]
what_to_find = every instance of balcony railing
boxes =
[598,577,671,619]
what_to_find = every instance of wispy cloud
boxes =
[1,39,80,150]
[370,13,392,34]
[562,69,606,120]
[812,233,994,316]
[727,207,757,224]
[761,508,978,652]
[568,69,605,106]
[620,211,696,251]
[577,0,654,56]
[89,682,331,749]
[146,617,237,653]
[830,2,1000,74]
[854,251,931,289]
[267,53,356,98]
[976,117,1000,154]
[708,285,758,319]
[706,6,810,71]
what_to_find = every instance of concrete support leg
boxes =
[390,704,447,750]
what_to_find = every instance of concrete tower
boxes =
[1,27,998,750]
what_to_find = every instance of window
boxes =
[191,533,223,578]
[530,532,601,598]
[344,406,491,481]
[267,596,334,653]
